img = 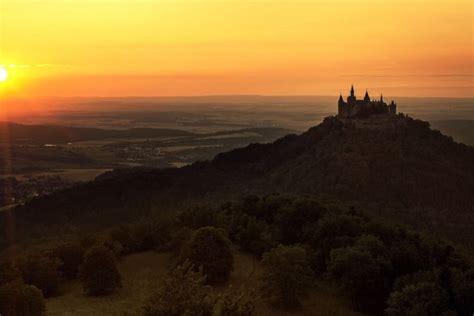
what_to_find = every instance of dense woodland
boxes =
[1,114,473,315]
[0,195,473,315]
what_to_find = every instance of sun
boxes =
[0,67,8,82]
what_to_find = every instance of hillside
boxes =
[2,114,474,250]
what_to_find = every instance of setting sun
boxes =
[0,68,8,82]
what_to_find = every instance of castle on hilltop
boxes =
[338,85,396,118]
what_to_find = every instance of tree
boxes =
[386,282,449,316]
[180,226,233,284]
[143,260,213,316]
[213,286,256,316]
[0,280,45,316]
[451,268,474,315]
[0,260,20,286]
[235,216,271,257]
[49,242,84,279]
[261,245,313,309]
[17,253,60,298]
[327,244,390,311]
[79,245,122,296]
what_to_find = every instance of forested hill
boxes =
[3,114,474,249]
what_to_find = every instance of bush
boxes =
[129,220,172,252]
[235,216,271,257]
[327,244,390,311]
[108,225,135,254]
[79,245,122,296]
[180,226,233,284]
[17,254,60,298]
[49,242,84,279]
[451,268,474,315]
[143,260,213,316]
[167,226,193,256]
[261,245,313,309]
[0,281,45,316]
[0,260,20,286]
[213,286,256,316]
[386,282,449,316]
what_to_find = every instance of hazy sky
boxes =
[0,0,472,97]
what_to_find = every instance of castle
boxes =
[338,85,396,118]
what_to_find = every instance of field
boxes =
[46,250,363,316]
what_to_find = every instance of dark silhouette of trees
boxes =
[213,286,256,316]
[261,245,313,309]
[143,260,213,316]
[49,242,84,279]
[0,281,45,316]
[17,254,60,298]
[79,245,122,296]
[179,226,233,284]
[386,282,449,316]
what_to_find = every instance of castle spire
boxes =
[380,94,383,102]
[350,85,355,97]
[364,89,370,102]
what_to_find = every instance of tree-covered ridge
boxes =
[2,114,474,250]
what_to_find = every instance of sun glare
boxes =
[0,67,8,82]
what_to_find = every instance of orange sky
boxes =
[0,0,472,98]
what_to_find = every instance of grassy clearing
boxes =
[46,251,363,316]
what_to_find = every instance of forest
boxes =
[1,114,474,315]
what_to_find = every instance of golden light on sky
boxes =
[0,0,472,97]
[0,67,7,81]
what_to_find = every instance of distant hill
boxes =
[0,122,194,144]
[2,114,474,251]
[431,119,474,146]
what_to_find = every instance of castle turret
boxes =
[348,85,356,103]
[364,90,370,102]
[380,94,383,102]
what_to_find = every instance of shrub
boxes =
[261,245,313,309]
[108,225,135,254]
[451,268,474,315]
[129,220,172,252]
[79,245,122,296]
[327,245,389,311]
[0,280,45,316]
[167,226,193,256]
[235,216,271,257]
[17,254,60,298]
[49,242,84,279]
[143,260,213,316]
[180,226,233,284]
[0,260,20,286]
[213,286,256,316]
[385,282,449,316]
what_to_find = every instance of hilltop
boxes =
[2,114,474,250]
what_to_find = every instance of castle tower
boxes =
[348,85,356,103]
[364,90,370,102]
[338,94,344,105]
